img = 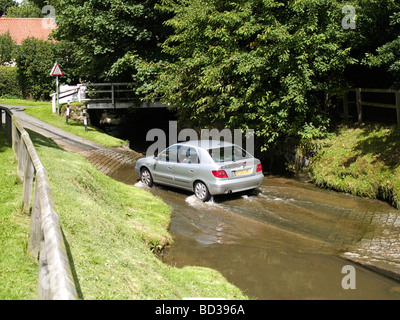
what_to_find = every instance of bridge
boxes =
[51,83,168,112]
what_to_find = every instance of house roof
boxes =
[0,18,56,44]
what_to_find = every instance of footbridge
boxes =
[51,83,168,111]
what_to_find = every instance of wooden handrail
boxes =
[0,106,78,300]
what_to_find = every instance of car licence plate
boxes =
[235,169,252,176]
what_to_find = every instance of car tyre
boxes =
[194,181,211,202]
[140,168,154,187]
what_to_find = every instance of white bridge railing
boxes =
[51,83,167,111]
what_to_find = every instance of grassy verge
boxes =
[0,129,37,300]
[28,130,246,299]
[24,105,127,148]
[309,123,400,209]
[0,98,52,107]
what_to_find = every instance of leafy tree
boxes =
[52,0,172,86]
[6,0,41,17]
[15,37,78,100]
[16,37,55,100]
[359,1,400,87]
[153,0,354,149]
[0,31,14,65]
[0,66,22,98]
[0,0,18,16]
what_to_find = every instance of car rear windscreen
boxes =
[208,146,251,163]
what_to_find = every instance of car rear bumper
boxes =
[207,173,264,196]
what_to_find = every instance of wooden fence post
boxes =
[28,178,41,260]
[5,112,12,145]
[356,88,362,123]
[17,135,28,182]
[38,235,50,300]
[22,156,34,213]
[12,121,20,160]
[396,91,400,128]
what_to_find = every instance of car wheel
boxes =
[140,168,154,187]
[194,181,211,202]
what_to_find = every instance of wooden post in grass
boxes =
[356,88,362,123]
[396,91,400,128]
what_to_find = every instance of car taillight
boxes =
[212,170,228,179]
[256,164,263,173]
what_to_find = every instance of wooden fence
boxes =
[344,88,400,126]
[0,107,78,300]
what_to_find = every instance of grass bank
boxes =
[27,130,245,299]
[0,129,37,300]
[0,98,51,107]
[24,105,127,148]
[309,123,400,209]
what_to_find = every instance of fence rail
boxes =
[0,106,78,300]
[344,88,400,126]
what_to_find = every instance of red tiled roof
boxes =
[0,18,56,44]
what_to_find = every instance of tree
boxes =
[0,31,14,65]
[16,37,55,100]
[15,38,78,100]
[0,0,18,16]
[153,0,354,149]
[6,0,41,17]
[359,1,400,87]
[339,0,400,89]
[52,0,172,87]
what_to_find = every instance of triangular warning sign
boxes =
[50,62,63,76]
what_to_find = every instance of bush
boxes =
[15,38,56,101]
[0,66,22,98]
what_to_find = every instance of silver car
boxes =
[135,140,264,201]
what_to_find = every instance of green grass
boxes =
[27,130,246,300]
[309,123,400,209]
[0,98,52,107]
[0,129,37,300]
[24,105,127,148]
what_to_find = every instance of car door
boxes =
[173,146,200,190]
[153,146,179,185]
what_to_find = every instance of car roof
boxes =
[178,140,236,150]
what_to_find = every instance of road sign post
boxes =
[66,101,70,124]
[50,62,64,115]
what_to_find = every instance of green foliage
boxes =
[361,1,400,86]
[0,0,18,16]
[15,37,55,100]
[0,66,22,98]
[45,0,400,149]
[15,38,78,100]
[6,0,41,17]
[152,0,354,149]
[0,31,15,66]
[53,0,172,84]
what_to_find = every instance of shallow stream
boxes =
[137,175,400,300]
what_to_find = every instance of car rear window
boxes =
[208,146,251,163]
